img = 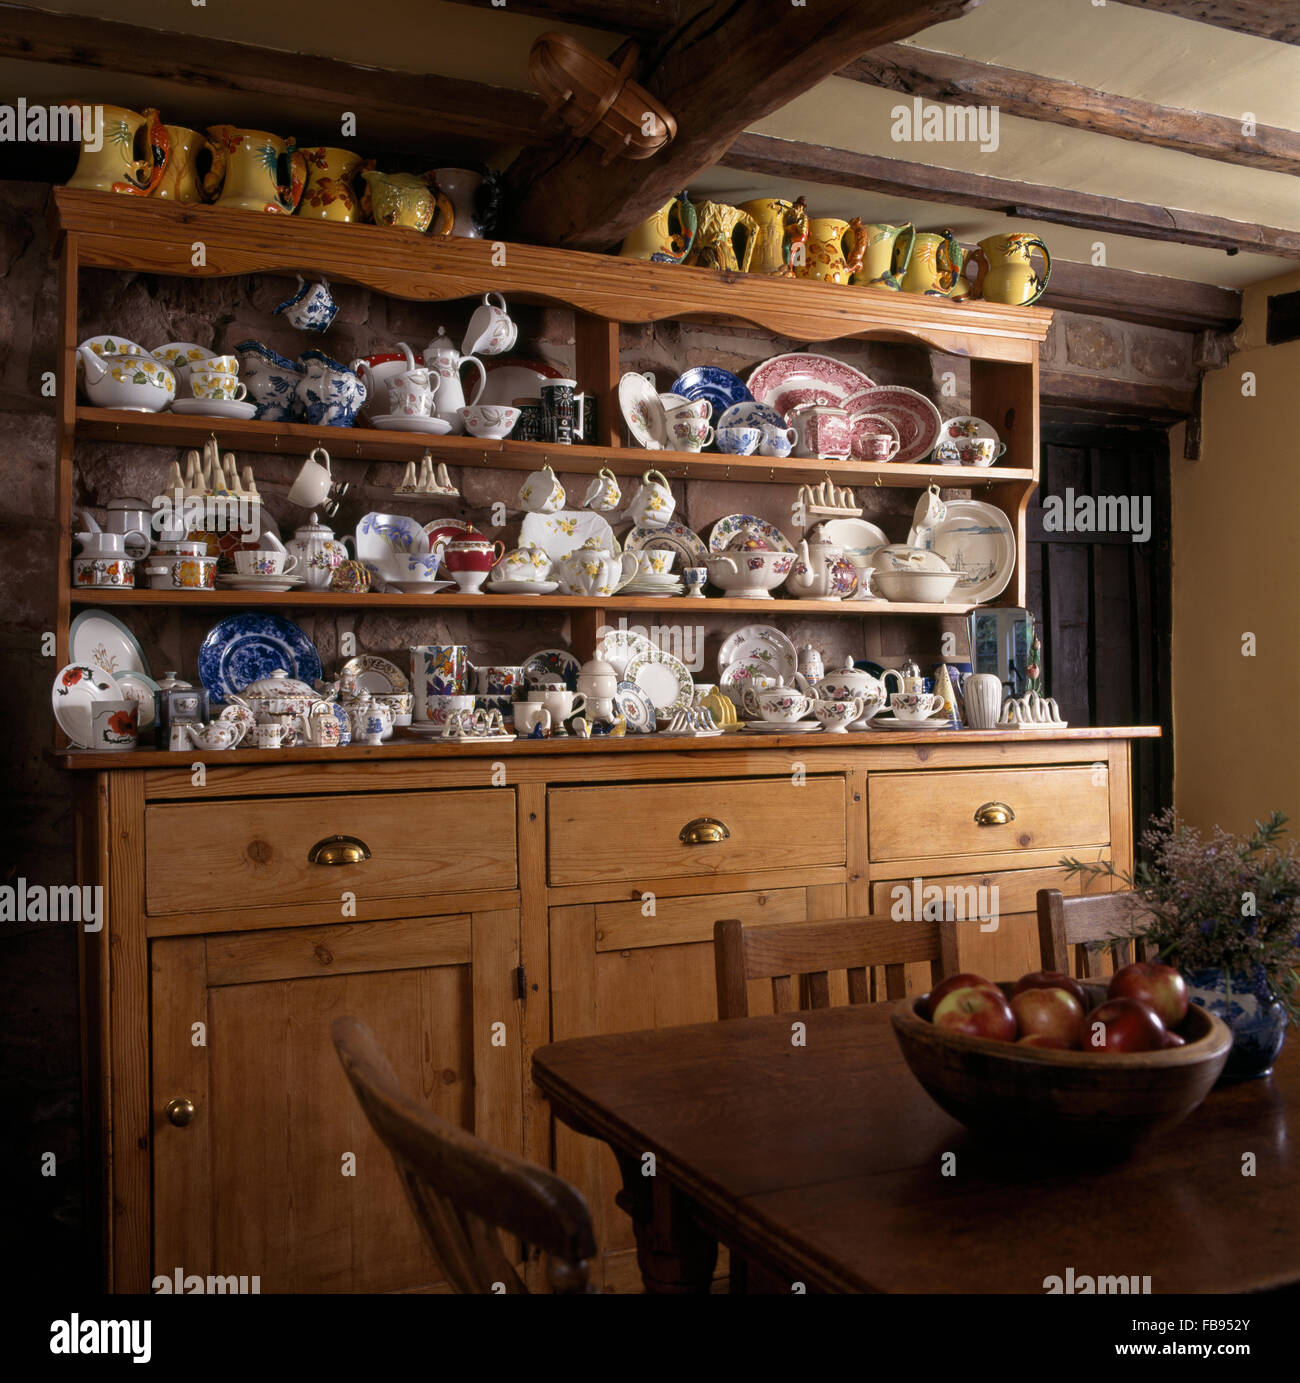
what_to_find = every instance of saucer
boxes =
[386,579,457,594]
[870,716,953,729]
[485,579,560,595]
[171,398,258,420]
[742,720,821,733]
[371,414,454,434]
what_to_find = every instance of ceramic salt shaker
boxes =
[797,644,824,684]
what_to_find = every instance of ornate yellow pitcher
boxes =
[797,217,868,286]
[852,222,915,292]
[153,126,212,202]
[619,192,697,263]
[686,201,761,273]
[203,126,305,214]
[967,233,1052,306]
[737,196,809,276]
[901,230,968,298]
[66,104,169,196]
[361,171,455,233]
[298,146,364,222]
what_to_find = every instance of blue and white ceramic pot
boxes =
[1185,967,1288,1079]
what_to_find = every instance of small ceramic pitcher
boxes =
[798,217,868,286]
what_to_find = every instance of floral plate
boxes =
[746,353,876,418]
[615,680,657,733]
[519,510,617,562]
[69,609,150,677]
[717,624,798,680]
[618,371,667,449]
[522,648,580,691]
[113,669,160,731]
[197,613,322,704]
[623,521,709,568]
[708,514,794,553]
[842,386,942,464]
[625,647,694,716]
[339,654,409,694]
[596,629,656,678]
[356,512,430,581]
[52,663,119,748]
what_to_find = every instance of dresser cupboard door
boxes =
[150,910,522,1293]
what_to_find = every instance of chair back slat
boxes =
[1036,889,1145,979]
[715,914,960,1020]
[331,1016,596,1293]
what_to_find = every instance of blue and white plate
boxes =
[198,614,322,704]
[615,680,656,733]
[356,512,430,581]
[669,366,753,415]
[717,401,787,435]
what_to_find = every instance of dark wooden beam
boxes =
[0,3,548,152]
[1039,370,1197,421]
[719,132,1300,258]
[841,43,1300,175]
[1113,0,1298,44]
[440,0,677,37]
[505,0,985,249]
[1040,260,1241,334]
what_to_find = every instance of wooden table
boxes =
[533,1004,1300,1293]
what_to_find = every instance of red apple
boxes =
[1017,1033,1073,1049]
[932,985,1017,1042]
[1162,1030,1186,1049]
[1083,997,1167,1053]
[923,972,1001,1018]
[1108,961,1189,1030]
[1011,969,1090,1012]
[1010,987,1085,1047]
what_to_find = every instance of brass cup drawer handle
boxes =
[166,1097,196,1128]
[974,801,1015,827]
[680,817,730,846]
[308,834,372,866]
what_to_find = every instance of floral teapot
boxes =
[554,543,638,598]
[423,328,486,434]
[287,513,352,589]
[789,539,859,600]
[817,658,903,715]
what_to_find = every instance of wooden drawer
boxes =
[867,767,1109,864]
[547,776,846,886]
[145,790,517,914]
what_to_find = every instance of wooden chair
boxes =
[331,1016,597,1294]
[713,914,961,1020]
[1035,888,1150,978]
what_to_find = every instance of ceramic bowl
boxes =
[892,981,1232,1153]
[812,698,862,732]
[871,569,960,603]
[143,554,217,590]
[715,426,762,456]
[460,404,520,439]
[704,550,796,599]
[81,355,176,411]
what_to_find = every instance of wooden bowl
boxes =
[891,981,1232,1152]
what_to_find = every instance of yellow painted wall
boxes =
[1170,270,1300,836]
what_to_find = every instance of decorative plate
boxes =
[477,357,563,407]
[113,670,160,731]
[623,521,709,568]
[625,647,694,716]
[596,629,656,678]
[69,610,149,677]
[717,400,788,434]
[519,509,617,562]
[747,353,876,417]
[522,648,580,691]
[718,624,798,680]
[924,501,1016,604]
[842,386,942,464]
[615,680,656,733]
[356,512,430,580]
[197,614,322,704]
[846,408,900,461]
[52,663,120,748]
[618,371,667,449]
[484,579,560,595]
[708,514,794,553]
[938,414,1001,449]
[339,654,409,694]
[811,518,889,554]
[870,716,952,730]
[169,398,259,420]
[742,721,821,734]
[668,366,753,414]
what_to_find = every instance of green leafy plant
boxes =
[1061,810,1300,1023]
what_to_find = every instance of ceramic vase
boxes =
[1185,968,1288,1079]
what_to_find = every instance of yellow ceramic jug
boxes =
[687,201,761,273]
[204,126,305,214]
[619,192,697,263]
[797,217,868,286]
[298,146,364,222]
[852,222,915,292]
[66,105,169,196]
[737,196,809,276]
[967,233,1052,306]
[901,230,967,298]
[152,126,212,202]
[361,171,454,234]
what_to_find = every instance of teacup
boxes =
[190,370,247,402]
[418,693,476,728]
[387,367,434,417]
[626,469,676,527]
[474,665,525,696]
[515,702,553,737]
[274,277,338,333]
[636,549,676,577]
[529,687,587,725]
[402,552,444,582]
[287,447,339,508]
[518,464,565,514]
[667,416,714,453]
[90,699,138,750]
[757,426,798,458]
[959,437,1004,466]
[203,354,240,375]
[812,696,864,733]
[858,431,900,461]
[494,545,552,582]
[715,425,761,455]
[460,404,520,439]
[740,684,813,722]
[890,691,943,722]
[374,691,414,727]
[463,292,517,356]
[233,549,298,576]
[583,467,622,513]
[253,723,286,748]
[662,397,710,434]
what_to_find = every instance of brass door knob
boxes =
[679,817,730,845]
[974,801,1015,827]
[166,1097,196,1128]
[308,834,372,866]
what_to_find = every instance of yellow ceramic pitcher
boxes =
[203,126,305,214]
[619,192,697,263]
[361,171,454,234]
[66,104,169,196]
[797,216,868,286]
[152,126,212,202]
[966,233,1052,306]
[298,147,364,222]
[738,196,809,276]
[901,230,967,298]
[852,222,915,292]
[686,201,761,273]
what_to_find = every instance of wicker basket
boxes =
[529,32,676,163]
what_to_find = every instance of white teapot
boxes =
[424,328,487,434]
[286,513,352,589]
[788,539,859,600]
[816,658,902,716]
[176,719,246,751]
[554,545,638,597]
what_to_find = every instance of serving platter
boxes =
[746,353,875,418]
[519,509,617,562]
[843,385,942,463]
[197,613,322,704]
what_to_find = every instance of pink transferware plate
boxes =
[747,353,876,419]
[842,386,942,464]
[846,409,900,461]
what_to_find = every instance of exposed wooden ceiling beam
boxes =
[0,3,548,152]
[1039,260,1241,334]
[439,0,677,37]
[1039,370,1196,420]
[1112,0,1298,44]
[719,132,1300,258]
[841,43,1300,175]
[504,0,986,249]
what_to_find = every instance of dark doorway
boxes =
[1027,423,1174,839]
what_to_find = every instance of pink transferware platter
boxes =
[746,353,876,420]
[846,409,900,461]
[842,386,942,463]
